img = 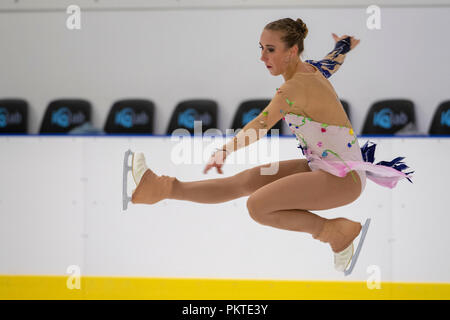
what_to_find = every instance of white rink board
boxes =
[0,136,448,283]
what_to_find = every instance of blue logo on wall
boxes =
[373,108,408,129]
[242,108,261,125]
[177,108,212,129]
[0,107,23,128]
[115,108,149,128]
[0,108,8,128]
[51,107,85,128]
[441,109,450,127]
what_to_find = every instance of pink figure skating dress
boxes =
[227,37,414,193]
[283,113,414,193]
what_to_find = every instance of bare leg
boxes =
[169,159,312,203]
[246,169,363,252]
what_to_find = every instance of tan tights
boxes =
[169,159,363,243]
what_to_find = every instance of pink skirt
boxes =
[302,140,414,189]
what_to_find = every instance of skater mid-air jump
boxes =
[123,18,414,276]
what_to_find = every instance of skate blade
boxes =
[122,149,134,211]
[344,218,371,276]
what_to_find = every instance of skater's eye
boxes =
[259,46,274,52]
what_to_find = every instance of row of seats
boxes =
[0,98,449,136]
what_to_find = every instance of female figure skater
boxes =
[128,18,414,274]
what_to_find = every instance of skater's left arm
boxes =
[221,81,306,155]
[305,34,360,79]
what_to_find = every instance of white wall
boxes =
[0,5,449,135]
[0,136,448,283]
[1,0,450,11]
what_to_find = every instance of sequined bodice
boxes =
[283,113,363,163]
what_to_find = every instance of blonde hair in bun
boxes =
[264,17,308,56]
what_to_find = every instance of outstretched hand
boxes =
[203,150,227,175]
[332,33,360,50]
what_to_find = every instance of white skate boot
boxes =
[334,242,354,272]
[132,152,149,191]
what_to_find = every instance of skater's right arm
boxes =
[220,80,306,155]
[205,73,306,174]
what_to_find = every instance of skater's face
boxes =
[259,29,297,76]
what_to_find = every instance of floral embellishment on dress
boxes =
[318,148,358,183]
[348,128,357,145]
[317,141,323,148]
[286,98,294,106]
[258,111,269,129]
